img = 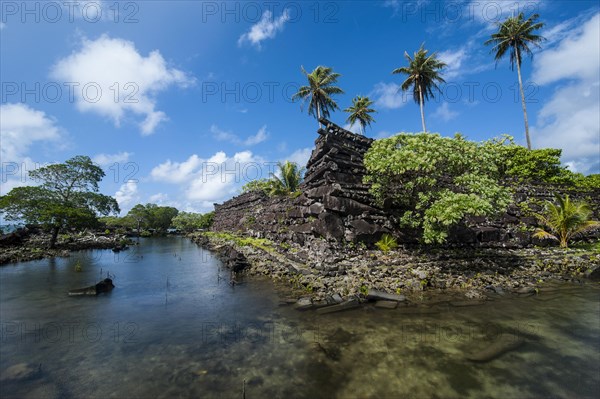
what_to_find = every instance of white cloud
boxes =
[286,148,312,168]
[532,13,600,85]
[211,124,268,146]
[150,154,203,184]
[432,102,459,122]
[0,103,62,164]
[51,34,193,135]
[532,13,600,174]
[115,180,139,211]
[92,151,132,167]
[150,150,269,206]
[238,10,290,49]
[371,82,408,110]
[149,192,169,203]
[438,47,467,79]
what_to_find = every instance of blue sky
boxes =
[1,0,599,214]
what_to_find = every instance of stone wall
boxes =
[212,119,599,248]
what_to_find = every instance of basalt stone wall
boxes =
[212,119,599,247]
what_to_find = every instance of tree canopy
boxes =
[0,156,119,247]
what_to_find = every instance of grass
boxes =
[202,231,275,252]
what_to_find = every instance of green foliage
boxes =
[533,194,599,248]
[344,96,377,135]
[74,261,83,272]
[242,179,274,194]
[292,65,344,126]
[202,231,274,252]
[0,156,119,248]
[392,44,446,132]
[270,161,304,195]
[364,133,512,244]
[171,211,214,232]
[242,161,304,197]
[375,234,398,253]
[125,203,180,233]
[485,12,545,149]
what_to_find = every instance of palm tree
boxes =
[485,13,545,150]
[344,96,377,135]
[292,66,344,128]
[533,194,599,248]
[270,161,304,195]
[392,44,446,132]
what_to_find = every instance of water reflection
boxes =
[1,237,598,398]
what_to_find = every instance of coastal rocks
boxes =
[366,289,406,302]
[68,278,114,296]
[585,266,600,281]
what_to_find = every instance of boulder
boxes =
[68,278,114,296]
[367,289,406,302]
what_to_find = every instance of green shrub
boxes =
[375,234,398,253]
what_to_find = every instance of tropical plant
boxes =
[171,211,214,232]
[242,178,274,195]
[375,234,398,253]
[0,156,119,248]
[292,65,344,128]
[364,133,512,244]
[270,161,304,195]
[533,194,599,248]
[485,12,545,150]
[392,44,446,132]
[344,96,377,135]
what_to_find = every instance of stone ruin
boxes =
[211,119,599,248]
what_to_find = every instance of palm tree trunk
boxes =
[418,85,427,132]
[317,103,322,129]
[515,49,532,150]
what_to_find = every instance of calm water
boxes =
[1,237,599,398]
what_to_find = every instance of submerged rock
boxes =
[68,278,114,296]
[1,363,41,382]
[465,336,525,362]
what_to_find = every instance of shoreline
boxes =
[0,230,134,265]
[190,231,600,310]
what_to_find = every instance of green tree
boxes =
[270,161,304,195]
[364,133,512,243]
[242,178,274,195]
[0,156,119,248]
[171,211,214,232]
[485,13,545,150]
[392,44,446,132]
[292,66,344,128]
[533,194,599,248]
[344,96,377,135]
[127,204,148,233]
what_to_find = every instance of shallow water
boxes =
[1,237,599,398]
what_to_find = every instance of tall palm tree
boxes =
[292,66,344,128]
[533,194,599,248]
[392,44,446,132]
[270,161,304,195]
[485,13,545,150]
[344,96,377,135]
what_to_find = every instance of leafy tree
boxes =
[485,13,545,150]
[533,194,599,248]
[126,203,179,233]
[0,156,119,248]
[270,161,304,195]
[344,96,377,135]
[171,211,214,232]
[128,204,149,233]
[242,179,274,195]
[392,44,446,132]
[364,133,512,243]
[292,66,344,128]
